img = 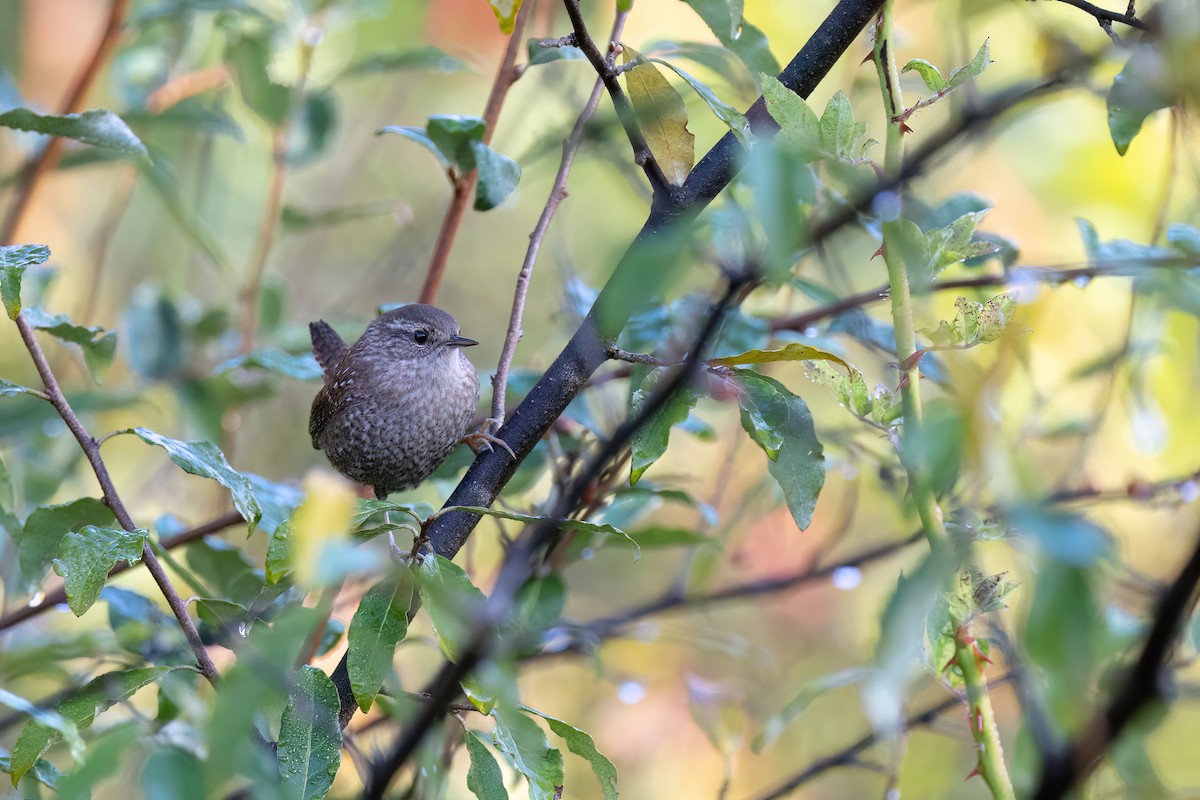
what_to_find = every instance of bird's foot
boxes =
[462,418,515,459]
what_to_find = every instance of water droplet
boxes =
[872,191,902,221]
[617,681,646,705]
[831,566,862,590]
[580,547,595,560]
[886,790,901,800]
[237,620,249,638]
[803,326,819,339]
[27,589,45,607]
[1181,481,1199,503]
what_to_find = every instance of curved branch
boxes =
[12,315,222,686]
[1050,0,1150,31]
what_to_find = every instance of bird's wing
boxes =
[309,320,349,380]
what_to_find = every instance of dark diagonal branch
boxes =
[562,0,672,198]
[1049,0,1150,32]
[11,315,222,686]
[418,0,534,305]
[1032,524,1200,799]
[747,677,1013,800]
[1,0,130,244]
[0,510,243,633]
[328,0,889,728]
[491,10,630,423]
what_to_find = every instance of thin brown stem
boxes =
[561,0,672,197]
[417,0,534,305]
[0,510,243,632]
[238,128,289,350]
[1050,0,1150,31]
[1,0,131,244]
[490,10,630,423]
[10,312,222,686]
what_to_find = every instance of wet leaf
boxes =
[53,525,148,616]
[0,243,50,319]
[523,706,619,800]
[278,666,342,800]
[21,308,117,384]
[491,706,564,800]
[347,575,412,712]
[628,368,699,485]
[464,730,509,800]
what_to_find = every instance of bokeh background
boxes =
[2,0,1199,797]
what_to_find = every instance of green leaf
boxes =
[195,598,254,641]
[217,349,323,381]
[345,46,468,76]
[522,707,619,800]
[123,284,184,380]
[708,342,850,368]
[485,0,522,33]
[464,730,509,800]
[9,667,171,787]
[628,368,699,485]
[416,553,487,662]
[946,39,991,90]
[226,34,291,127]
[103,587,191,665]
[802,360,881,421]
[0,379,38,398]
[347,576,412,712]
[752,668,870,752]
[471,140,520,211]
[623,48,694,186]
[137,158,230,269]
[377,125,451,168]
[0,688,86,772]
[0,243,50,319]
[53,525,148,616]
[122,97,244,141]
[1024,561,1099,732]
[15,497,116,592]
[440,507,641,560]
[1010,507,1114,566]
[267,519,294,584]
[920,294,1017,348]
[818,91,873,162]
[1168,223,1200,255]
[760,75,822,162]
[0,755,62,791]
[140,747,205,800]
[121,427,262,532]
[427,115,486,167]
[277,666,342,800]
[649,58,753,146]
[901,58,945,92]
[491,706,564,800]
[21,307,118,383]
[55,721,140,798]
[1107,45,1174,156]
[512,574,566,636]
[735,370,825,529]
[0,107,148,159]
[607,526,716,550]
[281,201,398,232]
[679,0,778,76]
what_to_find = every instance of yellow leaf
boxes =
[707,343,851,369]
[622,48,694,186]
[291,471,356,588]
[486,0,522,34]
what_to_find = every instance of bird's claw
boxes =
[462,418,515,459]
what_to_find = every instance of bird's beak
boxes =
[448,335,479,348]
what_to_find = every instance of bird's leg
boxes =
[461,417,516,460]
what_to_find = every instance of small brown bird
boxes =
[308,304,509,503]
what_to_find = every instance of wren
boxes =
[308,304,483,500]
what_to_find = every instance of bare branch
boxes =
[1050,0,1150,32]
[490,11,631,423]
[417,0,534,305]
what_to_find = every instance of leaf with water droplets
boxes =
[277,666,342,800]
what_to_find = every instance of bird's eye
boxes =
[413,330,429,345]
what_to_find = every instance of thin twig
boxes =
[561,0,672,197]
[1032,524,1200,799]
[1049,0,1150,31]
[490,10,630,423]
[417,0,534,305]
[1,0,131,244]
[747,677,1013,800]
[7,322,222,686]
